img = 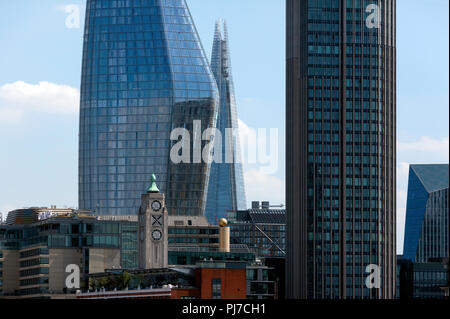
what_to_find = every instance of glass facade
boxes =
[403,164,449,262]
[79,0,218,216]
[205,21,247,224]
[0,218,138,269]
[0,216,138,297]
[287,0,396,299]
[397,256,449,299]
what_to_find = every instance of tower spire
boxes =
[146,174,160,193]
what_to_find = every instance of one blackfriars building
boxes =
[79,0,218,216]
[286,0,396,299]
[204,21,247,224]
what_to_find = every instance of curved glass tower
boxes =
[204,21,247,224]
[79,0,218,216]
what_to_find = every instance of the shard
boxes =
[204,20,247,224]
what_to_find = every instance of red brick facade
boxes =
[195,268,246,299]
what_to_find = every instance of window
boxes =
[212,278,221,299]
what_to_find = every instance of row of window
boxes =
[20,248,49,259]
[20,277,49,287]
[20,267,49,278]
[168,238,218,244]
[168,228,218,235]
[414,271,448,281]
[20,258,49,268]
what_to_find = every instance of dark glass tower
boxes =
[286,0,396,299]
[79,0,218,216]
[403,164,449,263]
[204,20,247,224]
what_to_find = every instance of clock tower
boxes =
[138,174,168,269]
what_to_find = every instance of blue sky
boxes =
[0,0,448,253]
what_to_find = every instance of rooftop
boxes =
[410,164,449,193]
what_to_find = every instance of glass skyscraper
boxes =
[79,0,218,216]
[204,21,247,224]
[398,165,449,300]
[286,0,396,299]
[403,164,449,263]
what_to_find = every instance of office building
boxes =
[397,164,449,299]
[204,20,247,224]
[0,209,138,298]
[286,0,397,299]
[0,207,249,298]
[79,0,218,216]
[230,201,286,258]
[403,164,449,263]
[397,255,448,299]
[246,262,277,299]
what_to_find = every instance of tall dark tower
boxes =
[205,20,247,224]
[286,0,396,299]
[79,0,218,216]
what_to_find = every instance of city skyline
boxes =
[0,0,448,255]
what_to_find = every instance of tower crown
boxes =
[146,174,160,193]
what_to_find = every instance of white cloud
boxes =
[0,81,79,124]
[237,118,285,206]
[244,169,285,206]
[237,118,279,174]
[0,107,22,125]
[398,136,449,158]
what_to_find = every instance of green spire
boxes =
[146,174,160,193]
